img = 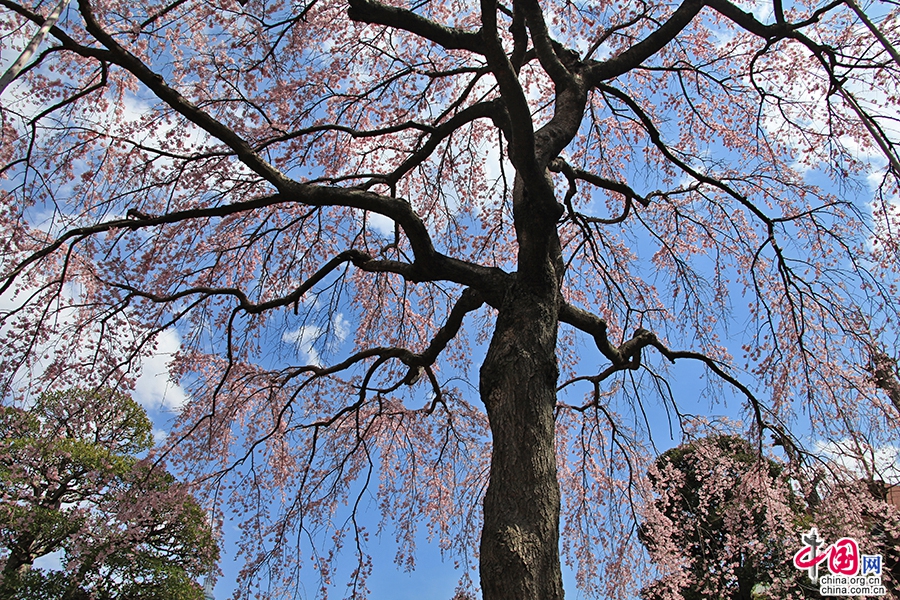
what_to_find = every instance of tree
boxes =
[640,435,795,600]
[0,388,217,600]
[640,434,900,600]
[0,0,898,597]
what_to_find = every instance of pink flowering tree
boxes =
[0,388,217,599]
[640,433,900,599]
[639,435,797,600]
[0,0,898,597]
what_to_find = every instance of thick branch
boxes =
[843,0,900,68]
[416,288,485,365]
[585,0,704,84]
[4,189,509,316]
[560,306,767,430]
[479,0,536,168]
[703,0,792,38]
[277,289,484,404]
[103,251,483,322]
[515,0,577,88]
[549,157,652,224]
[347,0,483,52]
[0,0,110,62]
[558,302,624,365]
[0,0,66,94]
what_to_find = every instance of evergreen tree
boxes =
[0,388,217,600]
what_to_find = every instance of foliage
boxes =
[0,388,217,600]
[0,0,899,597]
[640,434,900,600]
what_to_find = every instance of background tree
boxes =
[0,388,217,600]
[640,433,900,600]
[640,435,797,600]
[0,0,898,598]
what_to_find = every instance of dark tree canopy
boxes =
[0,0,898,597]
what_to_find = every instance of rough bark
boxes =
[479,276,563,600]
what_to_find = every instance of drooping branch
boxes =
[75,0,293,189]
[414,288,485,367]
[102,250,373,315]
[703,0,900,175]
[0,193,296,295]
[1,0,898,593]
[596,82,777,228]
[6,0,516,305]
[830,75,900,177]
[264,288,486,415]
[379,101,500,187]
[4,181,515,310]
[560,304,769,431]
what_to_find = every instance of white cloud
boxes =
[815,439,900,482]
[332,313,350,343]
[743,0,774,24]
[367,212,395,236]
[282,324,324,366]
[282,313,353,367]
[0,279,189,411]
[152,427,168,446]
[132,327,190,411]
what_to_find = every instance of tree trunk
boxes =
[479,277,564,600]
[0,537,36,590]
